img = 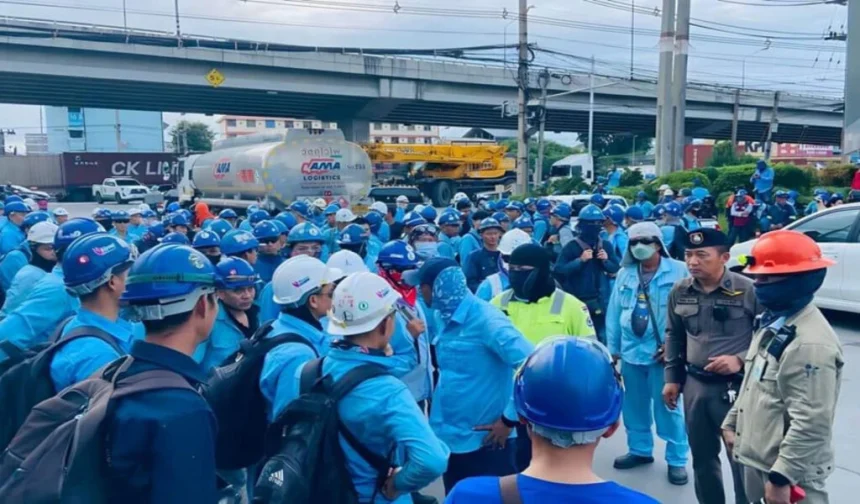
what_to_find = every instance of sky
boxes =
[0,0,848,153]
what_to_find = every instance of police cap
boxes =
[685,228,728,249]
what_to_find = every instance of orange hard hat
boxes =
[742,230,835,275]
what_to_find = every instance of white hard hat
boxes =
[335,208,357,223]
[396,195,409,204]
[498,228,533,255]
[414,204,426,214]
[328,272,402,336]
[664,189,675,196]
[128,207,142,216]
[52,207,69,217]
[370,201,388,215]
[453,192,467,202]
[138,203,151,212]
[23,198,37,211]
[271,255,341,306]
[313,198,327,210]
[27,221,58,244]
[91,207,103,217]
[658,184,671,191]
[327,250,369,275]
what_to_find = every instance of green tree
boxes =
[705,140,758,168]
[500,139,584,179]
[170,120,215,153]
[577,133,653,159]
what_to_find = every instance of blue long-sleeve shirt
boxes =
[532,215,549,243]
[254,252,284,284]
[0,221,25,256]
[430,294,533,454]
[457,231,481,266]
[194,302,259,372]
[0,263,49,317]
[388,300,433,402]
[0,246,29,292]
[751,166,775,195]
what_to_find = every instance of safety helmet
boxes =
[287,222,325,244]
[505,201,525,213]
[4,195,23,204]
[636,190,647,199]
[274,212,298,232]
[5,201,30,214]
[219,208,238,219]
[813,188,829,197]
[208,219,233,238]
[578,204,605,222]
[168,213,189,227]
[787,190,799,202]
[327,272,402,336]
[27,220,58,244]
[590,194,606,207]
[253,220,281,241]
[289,201,311,219]
[513,216,534,230]
[408,223,439,244]
[364,210,383,233]
[679,188,692,197]
[128,208,142,217]
[327,249,370,275]
[736,189,748,198]
[247,204,260,215]
[652,203,666,219]
[221,230,259,255]
[658,184,671,192]
[455,198,472,210]
[742,230,836,275]
[515,337,622,433]
[63,233,134,296]
[551,203,572,221]
[166,202,181,213]
[142,209,157,219]
[452,192,468,204]
[202,218,214,229]
[414,204,426,215]
[829,193,844,203]
[215,257,259,290]
[403,211,426,228]
[664,201,684,218]
[111,210,130,223]
[192,230,221,249]
[478,217,504,233]
[603,204,625,226]
[624,205,645,222]
[313,198,327,211]
[161,232,190,245]
[420,206,437,223]
[335,208,357,224]
[663,189,675,197]
[22,198,37,211]
[774,190,789,199]
[144,223,167,241]
[22,211,50,230]
[249,209,271,226]
[271,255,340,306]
[121,244,217,319]
[438,212,460,227]
[370,201,388,215]
[396,195,409,204]
[523,197,535,207]
[536,199,552,213]
[271,219,289,236]
[338,223,369,245]
[491,212,510,224]
[54,218,103,254]
[378,241,419,271]
[324,203,341,216]
[498,229,533,256]
[52,207,69,217]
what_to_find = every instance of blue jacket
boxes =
[258,281,279,323]
[692,187,709,200]
[532,215,549,243]
[751,166,775,194]
[1,263,49,317]
[394,207,405,223]
[682,215,702,231]
[0,246,29,292]
[463,248,501,293]
[553,238,620,311]
[254,253,284,284]
[259,313,331,420]
[606,258,688,366]
[378,220,391,243]
[636,200,655,219]
[194,302,259,372]
[475,270,510,301]
[767,202,797,227]
[601,229,629,267]
[0,266,79,362]
[322,346,449,503]
[388,300,434,402]
[49,309,142,392]
[439,233,460,260]
[365,237,382,273]
[239,219,253,232]
[106,341,217,504]
[0,221,25,256]
[430,294,533,454]
[457,231,481,266]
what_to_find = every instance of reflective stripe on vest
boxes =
[499,288,566,315]
[488,274,503,297]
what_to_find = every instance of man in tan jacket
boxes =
[721,230,843,504]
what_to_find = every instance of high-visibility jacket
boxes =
[491,288,595,345]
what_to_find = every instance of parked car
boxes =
[92,177,150,204]
[728,203,860,314]
[1,184,51,201]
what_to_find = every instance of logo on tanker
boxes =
[213,159,231,180]
[301,157,342,175]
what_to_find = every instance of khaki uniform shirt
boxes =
[721,303,844,484]
[665,269,759,384]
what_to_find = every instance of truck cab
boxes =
[92,177,150,204]
[548,154,595,185]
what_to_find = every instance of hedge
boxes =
[652,171,711,191]
[816,164,858,187]
[710,163,815,196]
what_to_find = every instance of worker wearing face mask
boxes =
[475,229,531,302]
[408,224,442,261]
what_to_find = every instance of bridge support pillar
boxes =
[337,119,370,144]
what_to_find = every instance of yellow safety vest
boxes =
[492,288,595,345]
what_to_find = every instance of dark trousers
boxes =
[443,444,516,494]
[515,424,532,472]
[592,312,607,345]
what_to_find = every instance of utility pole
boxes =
[671,0,690,173]
[731,89,740,147]
[115,109,123,152]
[630,0,635,80]
[764,91,779,161]
[654,0,676,176]
[174,0,182,44]
[516,0,529,195]
[844,0,858,160]
[632,134,637,166]
[535,69,550,188]
[0,129,15,156]
[588,56,595,157]
[122,0,128,29]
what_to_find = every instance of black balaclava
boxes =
[30,245,56,273]
[508,244,556,303]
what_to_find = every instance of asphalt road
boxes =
[60,202,860,504]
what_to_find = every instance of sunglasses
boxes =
[629,238,658,246]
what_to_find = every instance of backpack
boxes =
[203,320,318,470]
[254,358,392,504]
[0,356,194,503]
[0,316,74,376]
[0,324,122,451]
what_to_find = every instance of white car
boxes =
[728,202,860,314]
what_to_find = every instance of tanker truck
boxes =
[178,129,373,213]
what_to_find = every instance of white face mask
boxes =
[630,243,657,261]
[414,241,439,259]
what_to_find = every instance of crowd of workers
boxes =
[0,178,847,504]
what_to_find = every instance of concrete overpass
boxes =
[0,19,844,145]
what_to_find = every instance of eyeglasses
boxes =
[629,238,658,246]
[292,244,322,255]
[259,238,280,245]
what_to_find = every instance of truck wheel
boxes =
[430,181,453,208]
[95,192,103,204]
[115,193,123,204]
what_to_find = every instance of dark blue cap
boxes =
[403,257,459,287]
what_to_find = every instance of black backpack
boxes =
[254,357,393,504]
[0,316,75,376]
[0,324,123,451]
[0,356,194,503]
[203,320,318,470]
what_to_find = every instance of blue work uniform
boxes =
[606,258,690,468]
[601,229,629,269]
[682,214,702,231]
[321,345,449,504]
[254,253,284,284]
[445,474,659,504]
[128,223,147,238]
[108,229,135,244]
[1,263,49,317]
[463,248,501,293]
[194,302,259,372]
[0,245,29,292]
[258,282,278,323]
[692,187,709,201]
[394,207,406,223]
[378,220,391,243]
[388,300,434,402]
[365,237,383,273]
[553,238,620,316]
[49,309,142,392]
[0,266,79,362]
[439,233,460,260]
[259,312,331,420]
[765,202,797,231]
[751,166,775,202]
[636,200,655,219]
[532,215,549,244]
[0,221,25,256]
[106,340,217,503]
[475,270,510,302]
[457,231,481,266]
[321,226,340,256]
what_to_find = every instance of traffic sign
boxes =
[206,69,225,88]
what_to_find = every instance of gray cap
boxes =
[622,221,669,266]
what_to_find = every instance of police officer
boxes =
[664,228,758,504]
[722,231,842,504]
[476,229,531,302]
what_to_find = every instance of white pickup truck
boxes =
[92,177,150,204]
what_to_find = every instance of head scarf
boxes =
[508,244,555,302]
[194,202,216,228]
[432,266,470,323]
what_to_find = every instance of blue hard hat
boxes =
[438,212,460,226]
[142,209,157,219]
[515,338,622,432]
[665,201,684,217]
[478,217,504,233]
[4,195,23,205]
[168,213,189,227]
[63,233,133,296]
[364,210,383,232]
[637,190,647,199]
[814,188,829,197]
[578,204,605,222]
[208,219,233,238]
[624,205,645,222]
[590,194,606,207]
[249,209,270,226]
[111,210,130,222]
[166,202,181,213]
[551,203,572,221]
[215,257,259,290]
[830,192,844,203]
[603,204,625,226]
[736,189,748,198]
[221,230,259,255]
[253,220,281,241]
[289,201,311,218]
[161,232,190,245]
[218,208,238,219]
[419,206,437,223]
[523,197,535,207]
[181,209,193,222]
[94,208,113,221]
[497,199,510,209]
[536,199,552,213]
[287,222,324,244]
[202,218,214,229]
[338,223,369,245]
[274,212,298,232]
[121,244,217,316]
[679,188,692,197]
[579,190,589,195]
[324,203,340,216]
[788,190,799,201]
[22,211,50,230]
[492,211,510,223]
[683,198,702,211]
[377,241,420,271]
[652,203,666,219]
[247,204,260,215]
[192,229,221,249]
[408,223,439,244]
[403,211,426,228]
[775,190,789,198]
[144,222,167,240]
[54,218,103,253]
[270,219,289,236]
[505,201,524,213]
[513,216,534,230]
[5,201,30,214]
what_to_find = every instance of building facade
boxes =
[45,106,165,153]
[24,133,49,154]
[217,115,439,144]
[369,122,439,144]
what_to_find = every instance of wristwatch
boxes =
[768,471,790,487]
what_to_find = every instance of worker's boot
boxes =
[613,453,654,470]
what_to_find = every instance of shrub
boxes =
[652,171,711,190]
[619,169,644,187]
[711,165,755,195]
[611,187,639,202]
[817,164,858,188]
[773,164,814,193]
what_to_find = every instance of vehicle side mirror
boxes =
[802,230,821,241]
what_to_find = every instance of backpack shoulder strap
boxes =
[499,475,522,504]
[299,357,324,394]
[250,319,276,342]
[574,237,590,251]
[48,316,76,343]
[268,332,320,357]
[332,364,392,473]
